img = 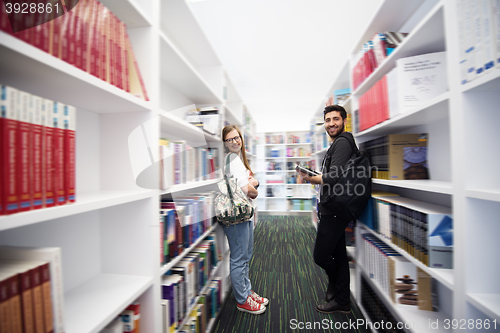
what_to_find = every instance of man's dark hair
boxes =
[324,105,347,120]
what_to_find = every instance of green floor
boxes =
[211,215,370,333]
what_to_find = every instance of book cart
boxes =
[310,0,500,331]
[0,0,256,332]
[255,131,314,214]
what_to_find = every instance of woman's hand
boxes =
[248,176,259,188]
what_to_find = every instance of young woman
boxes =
[221,125,268,314]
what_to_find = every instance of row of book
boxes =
[159,139,219,190]
[358,191,453,269]
[288,199,312,211]
[1,85,76,216]
[161,238,222,333]
[184,107,221,136]
[358,133,429,180]
[286,174,306,184]
[457,0,500,84]
[160,193,219,266]
[360,232,439,312]
[286,134,309,144]
[352,31,408,90]
[285,147,310,157]
[0,0,149,101]
[100,302,141,333]
[264,134,284,145]
[0,246,65,333]
[358,51,447,132]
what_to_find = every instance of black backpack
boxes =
[321,134,372,222]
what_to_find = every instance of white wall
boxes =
[190,0,383,132]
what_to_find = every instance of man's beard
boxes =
[327,122,345,139]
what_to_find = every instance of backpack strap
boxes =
[336,133,359,157]
[225,153,236,175]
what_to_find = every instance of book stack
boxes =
[0,246,65,333]
[265,134,284,144]
[457,0,500,84]
[285,147,310,157]
[119,302,141,333]
[360,275,406,329]
[358,51,447,132]
[1,85,76,216]
[359,133,429,180]
[159,139,219,189]
[0,0,149,101]
[366,195,453,269]
[352,32,408,90]
[159,193,217,266]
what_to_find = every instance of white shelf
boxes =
[100,0,153,28]
[0,191,154,232]
[372,179,453,194]
[224,105,242,127]
[160,178,222,196]
[65,273,153,333]
[0,32,152,113]
[353,1,445,97]
[159,112,221,143]
[160,223,219,275]
[355,92,450,138]
[285,156,312,160]
[460,69,500,93]
[159,32,222,105]
[160,0,222,68]
[465,189,500,203]
[359,223,454,290]
[358,267,452,332]
[466,293,500,321]
[286,143,312,146]
[286,197,312,200]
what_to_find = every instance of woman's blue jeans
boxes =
[223,220,254,304]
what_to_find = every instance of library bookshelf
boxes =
[255,131,314,214]
[0,0,255,332]
[310,0,500,330]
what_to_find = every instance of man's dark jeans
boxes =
[313,213,351,306]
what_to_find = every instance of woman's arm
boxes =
[241,184,258,199]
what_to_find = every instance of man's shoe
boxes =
[325,290,335,302]
[316,299,351,314]
[250,290,269,306]
[237,295,266,314]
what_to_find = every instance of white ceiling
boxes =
[190,0,382,132]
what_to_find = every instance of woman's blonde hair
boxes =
[222,125,253,175]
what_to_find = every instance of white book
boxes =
[161,300,170,333]
[100,316,123,333]
[480,0,496,74]
[472,0,486,77]
[493,0,500,68]
[463,0,477,81]
[0,246,65,333]
[396,51,447,113]
[386,67,399,119]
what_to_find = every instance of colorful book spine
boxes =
[31,96,44,210]
[43,100,56,208]
[18,91,32,212]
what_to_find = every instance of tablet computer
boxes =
[295,165,321,177]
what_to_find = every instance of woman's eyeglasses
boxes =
[224,135,241,143]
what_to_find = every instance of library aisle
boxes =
[211,215,368,333]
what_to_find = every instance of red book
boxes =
[89,0,99,77]
[19,267,35,333]
[18,91,32,212]
[80,0,90,73]
[50,14,63,59]
[5,272,23,332]
[107,13,115,87]
[127,36,149,101]
[74,1,83,70]
[31,96,44,210]
[30,266,45,333]
[53,103,66,206]
[0,273,11,332]
[40,13,51,54]
[100,5,109,82]
[1,86,20,215]
[43,100,56,208]
[63,105,76,203]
